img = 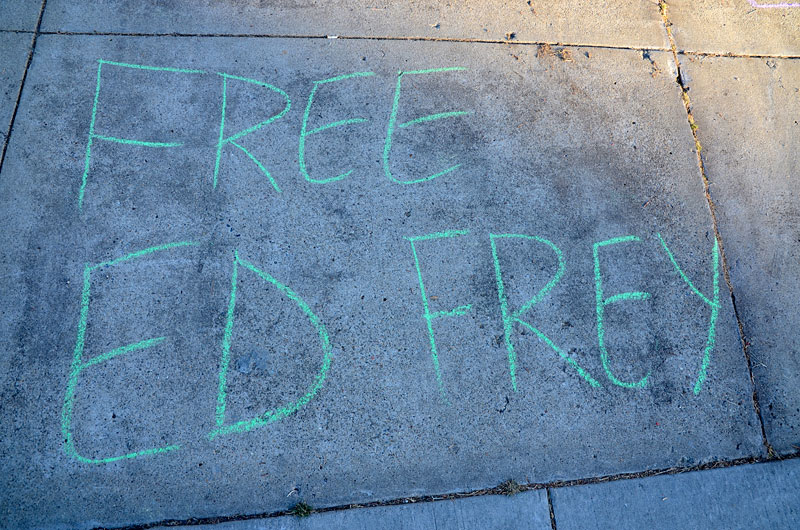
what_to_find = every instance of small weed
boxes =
[498,479,523,496]
[290,502,314,518]
[537,43,553,58]
[558,49,574,62]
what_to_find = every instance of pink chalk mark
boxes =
[748,0,800,8]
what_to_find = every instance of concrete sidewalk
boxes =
[163,458,800,529]
[0,1,798,529]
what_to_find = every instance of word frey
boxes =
[410,230,720,404]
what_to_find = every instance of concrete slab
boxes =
[40,0,668,49]
[164,490,551,530]
[551,458,800,529]
[0,0,41,31]
[679,55,800,454]
[0,35,763,528]
[0,32,33,152]
[667,0,800,56]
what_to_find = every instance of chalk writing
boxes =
[210,250,332,439]
[62,242,332,462]
[490,234,601,391]
[61,240,198,463]
[214,73,291,191]
[747,0,800,9]
[657,233,720,394]
[66,59,729,465]
[406,230,473,404]
[593,236,652,389]
[78,62,472,208]
[299,71,376,183]
[384,67,471,184]
[62,230,723,463]
[79,60,205,210]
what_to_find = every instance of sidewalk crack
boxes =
[657,0,775,458]
[0,0,48,176]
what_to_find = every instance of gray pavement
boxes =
[552,458,800,530]
[0,0,42,31]
[40,0,667,48]
[0,1,798,529]
[668,0,800,56]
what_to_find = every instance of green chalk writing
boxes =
[657,234,720,394]
[490,234,601,391]
[91,135,182,148]
[98,60,205,75]
[67,56,737,463]
[61,240,199,463]
[91,240,198,269]
[78,60,205,210]
[299,71,376,183]
[209,251,332,439]
[214,73,291,191]
[81,336,166,369]
[406,229,472,404]
[383,67,471,185]
[397,111,471,129]
[593,236,651,389]
[215,250,240,427]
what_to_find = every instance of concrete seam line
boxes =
[0,0,48,176]
[33,29,668,51]
[10,29,798,59]
[657,0,775,458]
[547,488,558,530]
[682,50,800,60]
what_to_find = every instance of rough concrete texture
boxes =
[0,32,766,528]
[667,0,800,56]
[167,490,550,530]
[0,0,42,31]
[679,55,800,454]
[40,0,668,49]
[0,32,33,150]
[551,458,800,529]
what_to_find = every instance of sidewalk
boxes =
[165,459,800,529]
[0,1,798,528]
